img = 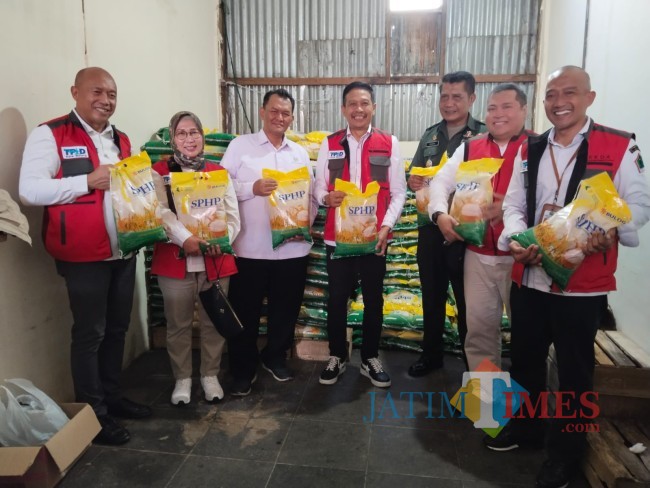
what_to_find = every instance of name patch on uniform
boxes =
[329,150,345,159]
[62,146,89,159]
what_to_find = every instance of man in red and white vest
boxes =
[494,66,650,488]
[314,81,406,388]
[428,83,533,372]
[19,67,151,446]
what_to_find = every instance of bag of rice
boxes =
[333,179,380,258]
[409,153,447,225]
[510,172,631,289]
[262,167,313,249]
[170,170,234,254]
[110,151,167,255]
[449,158,504,246]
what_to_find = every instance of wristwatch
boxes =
[431,211,444,226]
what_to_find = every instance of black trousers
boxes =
[509,284,605,465]
[56,257,136,417]
[326,246,386,361]
[227,256,308,381]
[416,224,467,361]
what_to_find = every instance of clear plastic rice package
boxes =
[333,179,380,258]
[110,151,167,255]
[263,166,312,249]
[409,152,447,226]
[171,170,234,254]
[449,158,504,246]
[510,172,631,289]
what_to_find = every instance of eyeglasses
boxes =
[175,129,202,141]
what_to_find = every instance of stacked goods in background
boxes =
[142,128,244,347]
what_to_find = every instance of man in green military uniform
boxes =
[407,71,486,376]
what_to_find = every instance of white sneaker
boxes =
[171,378,192,405]
[201,376,224,402]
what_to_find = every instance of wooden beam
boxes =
[596,330,637,367]
[606,331,650,368]
[595,342,615,366]
[599,419,650,482]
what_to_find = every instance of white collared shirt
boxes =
[19,109,127,259]
[220,130,316,260]
[313,125,407,246]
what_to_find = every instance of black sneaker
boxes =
[535,459,575,488]
[262,362,294,382]
[94,415,130,445]
[361,357,391,388]
[483,424,544,452]
[407,354,443,377]
[230,374,257,397]
[319,356,346,385]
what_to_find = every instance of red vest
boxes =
[323,128,393,242]
[43,112,131,262]
[465,130,533,256]
[512,122,631,292]
[150,160,237,280]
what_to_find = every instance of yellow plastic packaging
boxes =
[110,151,166,255]
[263,166,312,249]
[170,170,233,254]
[410,152,448,225]
[333,179,380,258]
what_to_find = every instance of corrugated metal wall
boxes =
[223,0,540,140]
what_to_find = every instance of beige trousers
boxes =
[463,249,513,371]
[158,272,228,379]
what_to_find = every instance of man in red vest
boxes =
[492,66,650,488]
[314,81,407,387]
[428,83,532,372]
[19,67,152,446]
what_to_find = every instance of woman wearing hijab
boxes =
[151,111,240,405]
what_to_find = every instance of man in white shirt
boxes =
[490,66,650,488]
[19,67,152,446]
[314,81,407,388]
[220,89,316,396]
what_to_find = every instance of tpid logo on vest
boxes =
[62,146,89,159]
[329,150,345,159]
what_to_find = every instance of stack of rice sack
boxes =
[286,131,330,162]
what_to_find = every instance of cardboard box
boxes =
[0,403,101,488]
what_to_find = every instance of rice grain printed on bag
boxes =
[263,166,312,249]
[171,170,234,254]
[510,172,631,289]
[333,179,380,258]
[110,151,167,255]
[449,158,504,246]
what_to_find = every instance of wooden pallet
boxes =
[584,418,650,487]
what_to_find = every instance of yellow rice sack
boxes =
[410,152,448,225]
[263,167,313,249]
[511,172,631,289]
[333,179,380,258]
[450,158,504,246]
[110,151,167,255]
[170,170,233,254]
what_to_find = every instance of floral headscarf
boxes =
[168,111,205,171]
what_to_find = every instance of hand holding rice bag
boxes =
[410,165,444,225]
[110,151,167,255]
[510,172,631,289]
[171,170,234,254]
[333,179,380,258]
[449,158,504,246]
[262,166,313,249]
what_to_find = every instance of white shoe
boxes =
[171,378,192,405]
[201,376,224,401]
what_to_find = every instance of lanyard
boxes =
[548,144,580,205]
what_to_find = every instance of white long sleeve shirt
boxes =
[220,130,316,260]
[314,125,407,246]
[152,166,241,272]
[19,109,126,259]
[499,118,650,293]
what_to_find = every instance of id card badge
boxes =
[541,203,561,222]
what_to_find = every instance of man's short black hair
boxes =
[490,83,527,106]
[342,81,375,105]
[441,71,477,95]
[263,88,295,112]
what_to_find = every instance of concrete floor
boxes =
[60,348,590,488]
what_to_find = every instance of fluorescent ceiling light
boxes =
[390,0,443,11]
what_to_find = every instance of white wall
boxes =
[0,0,222,401]
[537,0,650,349]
